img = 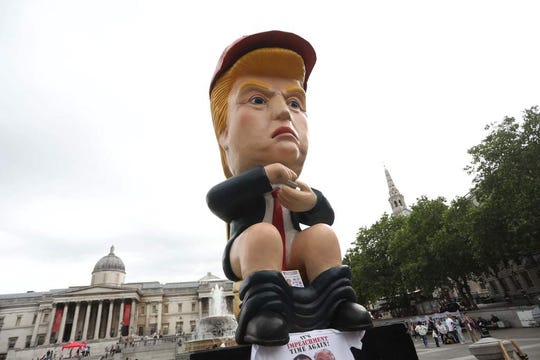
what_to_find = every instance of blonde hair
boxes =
[210,48,306,178]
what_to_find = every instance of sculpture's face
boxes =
[219,75,309,176]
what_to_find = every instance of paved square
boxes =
[413,327,540,360]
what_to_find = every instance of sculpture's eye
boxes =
[249,96,266,105]
[288,100,301,109]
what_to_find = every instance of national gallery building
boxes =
[0,247,234,358]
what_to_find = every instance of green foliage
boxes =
[347,106,539,311]
[389,197,448,295]
[467,106,540,263]
[346,196,486,309]
[344,214,408,304]
[345,197,463,305]
[434,196,484,307]
[434,196,482,280]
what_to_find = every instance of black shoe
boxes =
[330,301,373,331]
[235,271,292,346]
[241,310,289,346]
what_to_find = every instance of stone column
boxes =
[69,302,81,341]
[145,303,150,335]
[30,309,43,345]
[45,304,57,344]
[82,302,92,340]
[57,303,69,343]
[129,299,136,335]
[105,301,114,338]
[157,302,162,335]
[94,301,103,340]
[118,301,125,336]
[198,299,202,319]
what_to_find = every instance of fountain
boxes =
[184,284,238,352]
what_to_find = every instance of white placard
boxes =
[251,328,365,360]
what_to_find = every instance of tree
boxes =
[347,106,539,313]
[348,196,490,313]
[389,197,449,296]
[347,197,476,313]
[344,214,409,307]
[432,196,482,309]
[466,106,540,270]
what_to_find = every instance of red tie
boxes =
[272,189,287,270]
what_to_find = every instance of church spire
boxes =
[385,167,410,216]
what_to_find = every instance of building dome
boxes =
[93,246,126,273]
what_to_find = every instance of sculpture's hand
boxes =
[264,163,316,212]
[276,180,317,212]
[264,163,298,185]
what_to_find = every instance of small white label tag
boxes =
[282,270,304,288]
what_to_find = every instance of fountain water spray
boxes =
[185,283,238,351]
[210,285,228,316]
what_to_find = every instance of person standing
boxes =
[445,315,458,344]
[436,320,448,344]
[410,323,417,340]
[414,321,429,348]
[463,312,480,343]
[432,325,441,347]
[453,316,465,344]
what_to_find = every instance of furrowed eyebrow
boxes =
[281,85,306,110]
[283,85,306,99]
[235,80,306,105]
[237,80,272,94]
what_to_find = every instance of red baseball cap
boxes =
[209,30,316,97]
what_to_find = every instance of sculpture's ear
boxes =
[218,129,229,151]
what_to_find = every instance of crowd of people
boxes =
[37,345,90,360]
[412,313,501,348]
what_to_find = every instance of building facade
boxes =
[0,247,233,359]
[483,256,540,304]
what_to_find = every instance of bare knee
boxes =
[300,224,341,254]
[289,224,342,281]
[311,223,339,241]
[230,223,283,279]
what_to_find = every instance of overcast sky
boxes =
[1,0,538,294]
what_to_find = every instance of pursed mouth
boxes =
[271,126,298,139]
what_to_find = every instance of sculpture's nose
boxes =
[270,95,292,122]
